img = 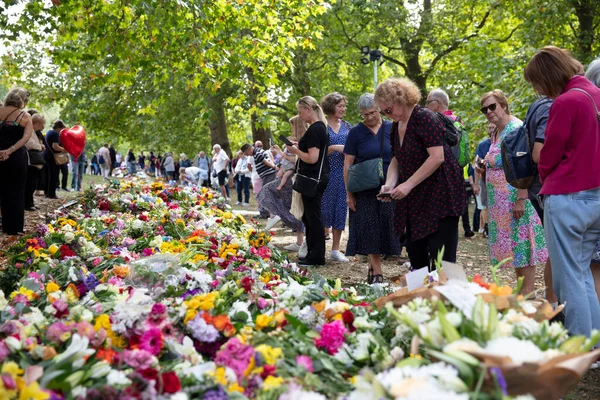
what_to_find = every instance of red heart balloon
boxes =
[59,125,87,159]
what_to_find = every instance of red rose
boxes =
[161,371,181,393]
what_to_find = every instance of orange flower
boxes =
[96,348,117,364]
[212,315,230,331]
[113,265,130,278]
[489,283,512,296]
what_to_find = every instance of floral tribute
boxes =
[0,178,597,400]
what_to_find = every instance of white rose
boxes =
[4,336,21,351]
[64,232,75,244]
[107,370,131,386]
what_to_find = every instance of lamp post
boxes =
[361,46,384,92]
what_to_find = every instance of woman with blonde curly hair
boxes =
[0,87,34,235]
[376,78,465,272]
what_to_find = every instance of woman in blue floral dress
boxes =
[321,93,351,262]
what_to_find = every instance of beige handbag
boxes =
[290,188,304,220]
[53,152,69,165]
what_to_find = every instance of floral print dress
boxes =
[485,119,548,268]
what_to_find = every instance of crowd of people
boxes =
[2,46,599,338]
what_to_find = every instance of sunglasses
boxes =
[480,103,497,114]
[379,108,393,116]
[426,99,438,104]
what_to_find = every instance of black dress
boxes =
[0,110,28,234]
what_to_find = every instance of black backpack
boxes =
[500,98,552,189]
[436,112,460,147]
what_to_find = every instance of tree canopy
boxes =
[1,0,599,155]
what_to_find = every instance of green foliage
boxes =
[1,0,599,150]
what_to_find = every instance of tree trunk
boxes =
[247,68,272,149]
[206,93,231,157]
[571,0,596,63]
[251,112,272,150]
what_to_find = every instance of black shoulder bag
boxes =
[293,142,326,197]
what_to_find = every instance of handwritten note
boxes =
[434,280,486,319]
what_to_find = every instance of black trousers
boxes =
[461,182,472,232]
[301,176,329,264]
[0,148,27,234]
[25,166,41,208]
[406,216,459,271]
[45,154,59,198]
[58,163,68,189]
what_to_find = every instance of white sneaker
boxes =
[226,197,231,201]
[242,203,250,207]
[283,243,301,252]
[265,215,281,230]
[235,201,241,205]
[330,250,349,262]
[298,241,308,259]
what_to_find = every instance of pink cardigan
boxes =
[539,75,600,195]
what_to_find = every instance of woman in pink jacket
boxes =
[525,46,600,337]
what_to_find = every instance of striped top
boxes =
[253,148,275,179]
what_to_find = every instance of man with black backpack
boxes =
[501,96,559,312]
[426,89,474,237]
[527,97,560,311]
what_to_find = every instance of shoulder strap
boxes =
[0,108,21,126]
[378,122,385,158]
[567,88,600,121]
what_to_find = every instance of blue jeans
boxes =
[544,187,600,337]
[237,176,250,203]
[71,161,85,191]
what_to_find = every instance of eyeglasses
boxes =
[361,110,379,118]
[426,99,438,105]
[480,103,498,114]
[379,107,393,116]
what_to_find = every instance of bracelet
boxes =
[516,197,527,202]
[10,146,15,153]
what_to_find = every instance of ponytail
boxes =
[315,105,327,125]
[297,96,328,126]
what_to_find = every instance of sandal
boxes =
[366,265,374,284]
[373,274,384,284]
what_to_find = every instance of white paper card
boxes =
[441,261,468,282]
[434,281,481,319]
[405,268,429,291]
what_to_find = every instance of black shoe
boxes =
[25,207,37,211]
[464,230,475,238]
[298,257,325,266]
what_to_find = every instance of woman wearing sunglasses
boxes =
[480,89,547,295]
[375,78,465,271]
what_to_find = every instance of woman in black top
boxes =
[0,88,33,235]
[286,96,330,266]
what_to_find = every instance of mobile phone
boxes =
[376,192,391,199]
[279,135,293,146]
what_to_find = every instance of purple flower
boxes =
[202,387,229,400]
[187,314,219,343]
[84,274,100,291]
[35,224,49,236]
[0,341,10,362]
[490,367,507,395]
[47,322,71,343]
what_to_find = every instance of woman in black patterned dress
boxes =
[375,78,465,271]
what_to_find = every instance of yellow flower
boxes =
[228,383,244,393]
[48,244,59,255]
[94,314,112,331]
[45,282,60,294]
[1,361,23,379]
[255,314,273,330]
[185,292,219,311]
[255,344,282,365]
[46,225,55,233]
[19,381,49,400]
[9,287,36,301]
[213,367,228,385]
[184,309,198,324]
[262,376,284,390]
